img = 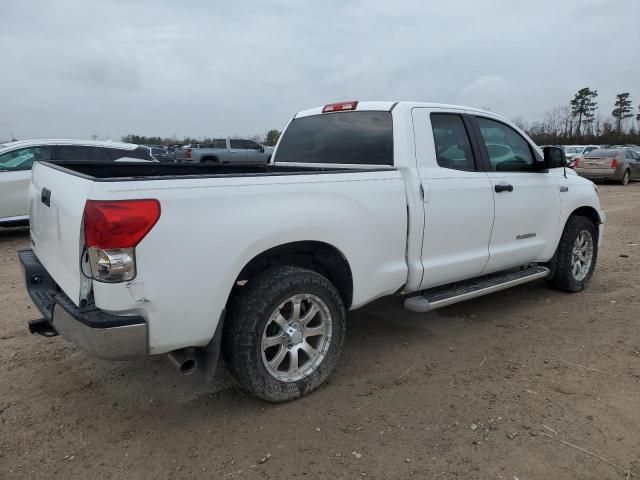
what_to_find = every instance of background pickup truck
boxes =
[175,138,273,164]
[20,101,605,402]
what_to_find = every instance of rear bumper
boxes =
[19,248,147,360]
[574,167,621,181]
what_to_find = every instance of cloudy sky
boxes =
[1,0,638,141]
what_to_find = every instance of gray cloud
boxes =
[1,0,638,140]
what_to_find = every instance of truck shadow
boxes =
[33,279,555,419]
[0,226,29,242]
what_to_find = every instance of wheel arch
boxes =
[200,155,219,163]
[569,205,602,226]
[231,241,354,309]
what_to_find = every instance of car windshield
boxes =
[275,111,393,165]
[585,149,619,158]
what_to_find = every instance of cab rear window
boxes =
[275,111,393,165]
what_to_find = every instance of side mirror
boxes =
[543,146,566,169]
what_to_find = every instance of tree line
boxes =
[121,129,282,147]
[522,89,640,146]
[120,90,640,150]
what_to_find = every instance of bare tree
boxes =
[559,106,572,138]
[543,107,562,138]
[511,117,528,131]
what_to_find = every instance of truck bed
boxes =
[40,161,389,181]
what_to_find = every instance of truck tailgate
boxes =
[29,162,91,306]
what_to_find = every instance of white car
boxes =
[563,145,600,167]
[19,101,604,402]
[0,139,154,227]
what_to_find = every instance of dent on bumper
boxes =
[19,248,148,361]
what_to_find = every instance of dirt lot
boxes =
[1,184,639,480]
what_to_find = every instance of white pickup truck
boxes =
[20,101,605,402]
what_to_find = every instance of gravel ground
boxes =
[1,183,639,479]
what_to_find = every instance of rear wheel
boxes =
[621,169,630,185]
[547,216,598,292]
[223,266,346,402]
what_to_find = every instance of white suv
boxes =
[0,139,153,227]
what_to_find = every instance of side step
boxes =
[403,266,550,313]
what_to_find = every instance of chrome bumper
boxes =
[51,304,147,360]
[19,248,148,360]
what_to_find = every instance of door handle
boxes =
[494,184,514,193]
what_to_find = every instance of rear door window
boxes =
[430,114,476,171]
[275,111,393,165]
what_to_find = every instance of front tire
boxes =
[547,216,598,292]
[223,266,346,402]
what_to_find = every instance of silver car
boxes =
[574,148,640,185]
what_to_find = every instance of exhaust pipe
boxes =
[167,348,198,375]
[28,318,58,337]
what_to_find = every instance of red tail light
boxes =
[84,200,161,249]
[574,158,579,167]
[185,148,192,159]
[322,101,358,113]
[611,159,618,168]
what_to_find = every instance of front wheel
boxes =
[223,266,346,402]
[547,216,598,292]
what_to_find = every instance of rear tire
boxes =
[621,169,630,185]
[223,266,346,402]
[547,216,598,292]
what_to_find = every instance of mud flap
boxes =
[199,309,225,383]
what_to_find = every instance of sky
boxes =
[1,0,638,141]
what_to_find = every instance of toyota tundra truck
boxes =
[19,101,605,402]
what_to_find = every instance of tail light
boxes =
[322,101,358,113]
[573,158,579,168]
[83,200,161,282]
[185,148,192,159]
[611,159,618,168]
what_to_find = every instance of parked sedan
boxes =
[574,148,640,185]
[0,139,154,227]
[564,145,600,168]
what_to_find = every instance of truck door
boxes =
[469,116,560,273]
[245,140,265,163]
[412,109,495,289]
[229,139,248,163]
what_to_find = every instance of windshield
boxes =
[275,111,393,165]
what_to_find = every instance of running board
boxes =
[403,266,550,313]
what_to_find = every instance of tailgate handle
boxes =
[41,188,51,207]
